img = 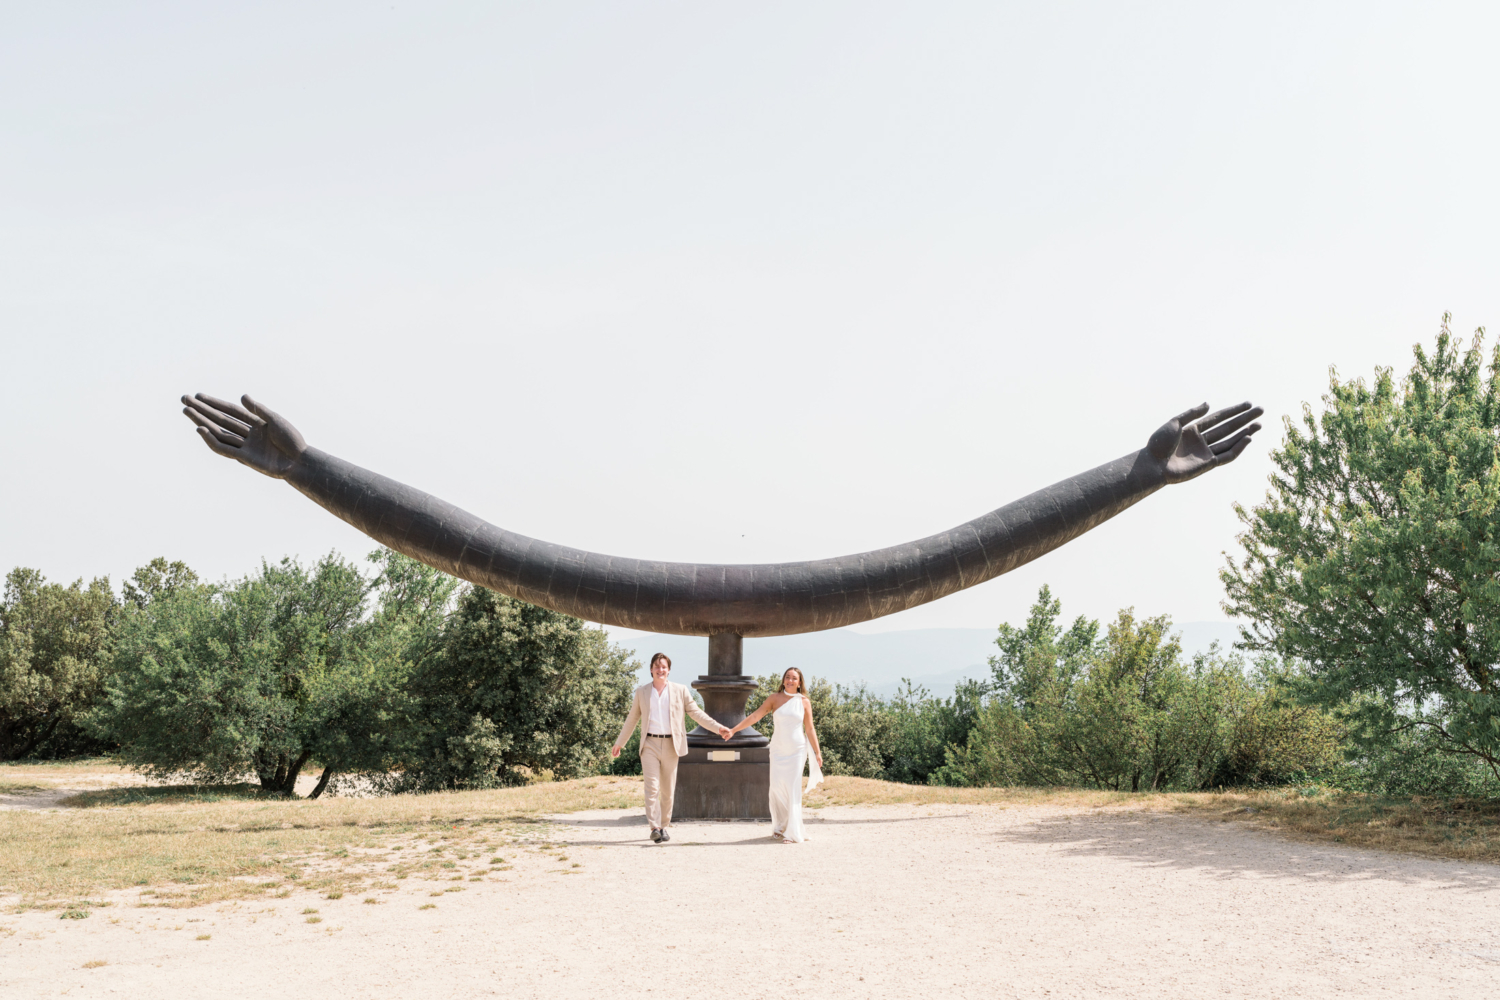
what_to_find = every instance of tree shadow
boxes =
[552,812,960,829]
[998,811,1500,892]
[59,783,272,808]
[551,814,651,828]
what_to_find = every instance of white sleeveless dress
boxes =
[768,695,824,843]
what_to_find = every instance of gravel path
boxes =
[4,803,1498,998]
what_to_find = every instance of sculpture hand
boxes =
[1146,401,1263,485]
[181,393,308,480]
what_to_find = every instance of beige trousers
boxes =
[640,736,680,829]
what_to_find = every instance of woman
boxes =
[727,667,824,843]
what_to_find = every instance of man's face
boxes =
[651,658,671,681]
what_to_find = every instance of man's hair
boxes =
[781,667,804,694]
[650,652,672,671]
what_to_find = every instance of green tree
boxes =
[0,568,117,759]
[934,586,1099,787]
[94,552,414,796]
[990,585,1098,713]
[302,550,460,793]
[1048,609,1185,791]
[397,588,637,789]
[1224,318,1500,777]
[882,677,988,785]
[121,558,200,610]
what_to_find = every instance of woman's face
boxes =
[782,671,800,694]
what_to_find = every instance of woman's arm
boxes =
[731,694,785,735]
[802,696,823,766]
[182,393,1261,637]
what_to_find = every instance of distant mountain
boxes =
[605,621,1245,698]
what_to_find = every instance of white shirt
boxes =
[648,683,671,736]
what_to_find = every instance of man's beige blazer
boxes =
[614,682,721,757]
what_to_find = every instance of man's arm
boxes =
[679,687,729,738]
[611,693,642,758]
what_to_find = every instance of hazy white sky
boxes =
[3,2,1498,636]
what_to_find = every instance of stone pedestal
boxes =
[674,744,770,819]
[673,633,770,820]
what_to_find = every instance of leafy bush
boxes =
[93,552,430,796]
[933,588,1345,791]
[0,567,117,760]
[811,682,898,778]
[394,587,636,789]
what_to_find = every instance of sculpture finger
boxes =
[196,393,262,428]
[1201,406,1263,445]
[1192,401,1253,436]
[183,406,244,446]
[194,425,240,459]
[1170,402,1210,425]
[1213,434,1255,466]
[183,395,254,436]
[186,410,247,449]
[1210,424,1259,457]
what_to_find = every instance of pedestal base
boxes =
[673,745,770,820]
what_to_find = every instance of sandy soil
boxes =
[4,802,1499,999]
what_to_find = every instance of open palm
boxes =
[181,393,307,479]
[1148,401,1263,484]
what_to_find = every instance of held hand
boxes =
[181,393,308,480]
[1146,402,1263,485]
[610,745,621,759]
[719,726,733,741]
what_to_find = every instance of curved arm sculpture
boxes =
[181,394,1261,637]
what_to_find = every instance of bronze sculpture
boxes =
[181,394,1260,636]
[182,391,1261,816]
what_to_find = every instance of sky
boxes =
[3,2,1498,642]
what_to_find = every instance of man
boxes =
[611,652,730,843]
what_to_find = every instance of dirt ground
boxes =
[4,795,1499,999]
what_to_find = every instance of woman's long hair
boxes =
[780,667,804,694]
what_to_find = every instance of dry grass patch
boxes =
[1,759,134,778]
[1166,786,1500,865]
[1,760,138,789]
[806,776,1136,810]
[0,775,641,909]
